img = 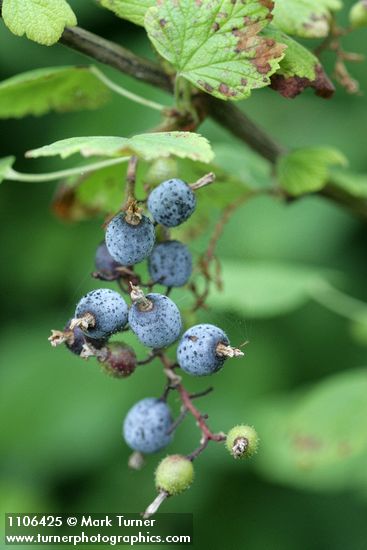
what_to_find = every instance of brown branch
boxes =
[205,98,285,163]
[60,26,172,92]
[59,25,367,221]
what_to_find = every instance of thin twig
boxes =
[186,438,210,461]
[189,387,214,400]
[167,408,189,434]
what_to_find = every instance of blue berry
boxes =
[95,240,122,277]
[177,323,237,376]
[129,293,182,348]
[147,179,196,227]
[105,212,155,265]
[148,240,192,287]
[123,397,173,454]
[74,289,128,339]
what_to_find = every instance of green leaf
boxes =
[252,368,367,491]
[0,156,15,183]
[213,143,271,188]
[329,169,367,199]
[272,0,342,38]
[145,0,286,101]
[99,0,154,26]
[277,147,347,196]
[75,163,127,213]
[26,132,214,163]
[209,260,324,317]
[264,28,334,98]
[0,67,111,119]
[2,0,77,46]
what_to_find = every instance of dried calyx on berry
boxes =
[128,284,182,348]
[105,203,155,266]
[71,289,129,339]
[226,425,259,459]
[48,319,106,356]
[177,323,244,376]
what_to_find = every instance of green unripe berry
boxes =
[349,0,367,28]
[155,455,194,495]
[226,425,259,459]
[146,157,179,186]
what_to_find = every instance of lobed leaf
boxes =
[277,147,347,196]
[27,132,214,163]
[272,0,342,38]
[0,67,111,119]
[145,0,286,101]
[2,0,77,46]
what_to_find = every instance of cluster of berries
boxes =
[49,174,258,513]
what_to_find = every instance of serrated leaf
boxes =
[26,132,214,163]
[0,67,111,119]
[277,147,347,196]
[208,260,324,317]
[272,0,342,38]
[0,156,15,184]
[145,0,286,101]
[2,0,77,46]
[252,369,367,491]
[264,28,334,98]
[99,0,154,26]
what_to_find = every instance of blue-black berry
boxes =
[148,240,192,288]
[147,179,196,227]
[73,288,128,339]
[94,240,122,279]
[105,211,155,265]
[129,287,182,348]
[123,397,173,454]
[177,323,243,376]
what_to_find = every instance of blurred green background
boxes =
[1,2,367,549]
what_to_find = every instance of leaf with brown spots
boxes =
[263,28,335,98]
[145,0,286,101]
[272,0,342,38]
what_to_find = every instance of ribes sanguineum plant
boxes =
[3,0,366,521]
